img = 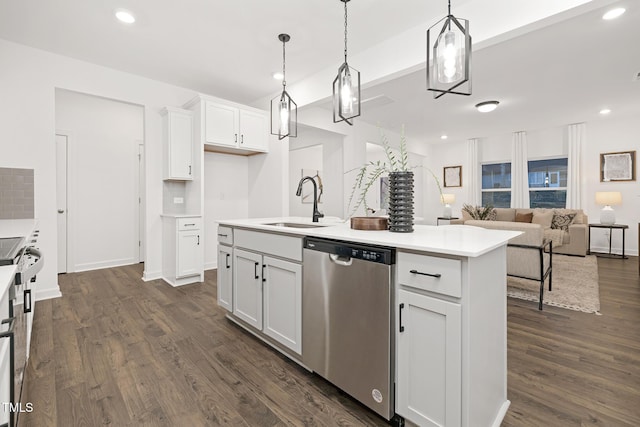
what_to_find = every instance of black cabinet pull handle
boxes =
[235,133,238,143]
[184,223,195,227]
[399,303,405,333]
[217,233,228,238]
[226,253,230,269]
[189,165,192,175]
[197,235,200,245]
[254,262,259,279]
[262,264,266,282]
[409,269,441,278]
[24,289,32,313]
[241,134,244,144]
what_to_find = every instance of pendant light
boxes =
[333,0,360,125]
[427,0,472,99]
[271,33,297,140]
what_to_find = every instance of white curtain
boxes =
[466,138,480,206]
[566,123,586,209]
[511,131,530,208]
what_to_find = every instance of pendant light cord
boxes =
[448,0,451,16]
[282,39,287,89]
[344,0,348,63]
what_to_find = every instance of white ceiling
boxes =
[350,0,640,144]
[0,0,637,144]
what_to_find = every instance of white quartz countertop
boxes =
[160,214,202,218]
[0,264,17,301]
[217,217,520,257]
[0,219,38,239]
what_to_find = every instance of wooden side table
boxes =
[587,223,629,259]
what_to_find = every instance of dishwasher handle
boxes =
[329,253,353,266]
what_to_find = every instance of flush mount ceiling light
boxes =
[475,100,499,112]
[115,9,136,24]
[333,0,361,125]
[440,134,448,140]
[427,0,472,99]
[599,108,611,115]
[270,34,297,140]
[602,8,626,20]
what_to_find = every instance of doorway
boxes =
[55,90,144,273]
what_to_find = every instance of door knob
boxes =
[58,209,65,214]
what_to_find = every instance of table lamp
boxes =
[441,193,455,218]
[595,191,622,225]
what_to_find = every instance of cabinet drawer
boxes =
[397,252,462,298]
[234,229,302,262]
[217,225,233,245]
[178,217,201,231]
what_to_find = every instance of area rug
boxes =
[507,254,600,313]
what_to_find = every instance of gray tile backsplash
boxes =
[0,168,35,219]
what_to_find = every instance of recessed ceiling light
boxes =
[602,8,625,20]
[272,72,284,81]
[599,108,611,115]
[440,135,448,140]
[115,9,136,24]
[475,101,500,113]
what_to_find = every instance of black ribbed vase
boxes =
[388,171,414,233]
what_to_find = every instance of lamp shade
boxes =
[441,193,456,205]
[595,191,622,206]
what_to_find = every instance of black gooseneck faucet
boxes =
[296,176,324,222]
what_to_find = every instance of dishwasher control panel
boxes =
[304,237,395,265]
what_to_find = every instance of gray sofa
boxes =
[451,208,588,256]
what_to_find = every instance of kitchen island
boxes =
[216,217,519,427]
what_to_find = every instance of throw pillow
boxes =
[515,212,533,223]
[532,210,554,229]
[554,209,583,224]
[551,213,576,231]
[486,209,497,221]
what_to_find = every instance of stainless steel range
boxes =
[0,231,43,427]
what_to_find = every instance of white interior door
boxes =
[55,134,68,273]
[138,142,144,263]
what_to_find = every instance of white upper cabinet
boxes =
[187,96,268,155]
[205,102,239,148]
[161,107,193,181]
[238,109,268,152]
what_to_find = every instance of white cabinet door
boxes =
[239,109,268,152]
[177,230,202,278]
[397,289,462,427]
[233,249,263,330]
[217,244,233,312]
[263,256,302,354]
[168,110,193,180]
[205,101,239,147]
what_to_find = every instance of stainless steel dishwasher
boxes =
[302,237,396,420]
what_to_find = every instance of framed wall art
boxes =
[444,165,462,188]
[600,151,636,182]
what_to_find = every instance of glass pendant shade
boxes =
[427,7,471,99]
[271,90,297,140]
[333,62,360,125]
[270,33,297,140]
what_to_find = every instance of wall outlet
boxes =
[173,197,184,204]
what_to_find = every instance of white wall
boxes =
[55,90,143,272]
[0,39,198,298]
[204,152,249,269]
[425,115,640,255]
[289,145,323,217]
[288,125,344,219]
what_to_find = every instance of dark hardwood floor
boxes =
[21,256,640,426]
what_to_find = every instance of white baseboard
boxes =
[492,400,511,427]
[142,270,162,281]
[590,245,638,257]
[205,261,217,271]
[35,286,62,301]
[74,258,138,273]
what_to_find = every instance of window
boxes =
[528,158,567,208]
[481,162,511,208]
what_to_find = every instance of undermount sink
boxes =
[264,222,328,229]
